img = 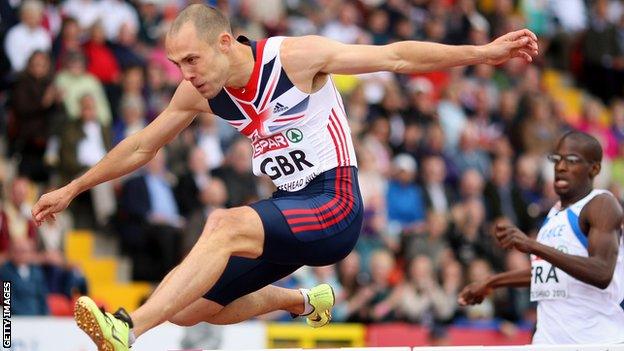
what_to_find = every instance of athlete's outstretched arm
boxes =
[495,194,623,289]
[458,268,531,306]
[32,81,210,225]
[282,29,538,76]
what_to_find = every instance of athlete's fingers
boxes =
[505,29,537,42]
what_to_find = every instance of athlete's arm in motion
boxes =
[32,81,210,224]
[494,194,623,289]
[458,268,530,306]
[280,29,538,90]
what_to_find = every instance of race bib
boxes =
[530,257,569,301]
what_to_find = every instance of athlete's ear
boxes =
[589,161,601,179]
[217,32,232,53]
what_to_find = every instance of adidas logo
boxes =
[273,102,289,114]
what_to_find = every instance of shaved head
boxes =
[557,131,603,163]
[169,4,231,44]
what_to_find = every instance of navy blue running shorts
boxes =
[203,166,363,305]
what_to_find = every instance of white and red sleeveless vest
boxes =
[207,36,357,192]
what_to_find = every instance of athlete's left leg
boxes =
[169,285,305,326]
[129,206,265,337]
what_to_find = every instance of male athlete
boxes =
[32,4,538,350]
[459,131,624,344]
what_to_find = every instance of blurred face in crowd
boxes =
[370,250,394,286]
[147,149,167,175]
[79,95,98,122]
[408,255,434,285]
[62,19,80,42]
[468,259,491,283]
[27,51,51,79]
[10,177,29,207]
[515,155,538,190]
[491,158,512,186]
[228,139,253,173]
[427,212,448,239]
[21,1,43,28]
[368,9,388,34]
[188,147,208,174]
[90,22,107,44]
[123,67,145,94]
[200,178,227,207]
[66,55,86,75]
[460,169,484,198]
[339,251,360,281]
[10,237,35,266]
[166,21,231,99]
[422,156,446,184]
[121,96,145,125]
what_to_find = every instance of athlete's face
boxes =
[550,138,600,199]
[166,23,229,99]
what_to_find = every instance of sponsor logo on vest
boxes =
[273,102,289,114]
[286,128,303,143]
[252,134,289,158]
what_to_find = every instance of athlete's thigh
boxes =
[203,255,301,306]
[207,206,265,258]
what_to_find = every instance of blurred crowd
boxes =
[1,0,624,337]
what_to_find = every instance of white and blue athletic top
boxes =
[530,189,624,344]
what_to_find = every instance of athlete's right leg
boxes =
[169,285,304,326]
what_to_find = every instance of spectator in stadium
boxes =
[54,51,112,125]
[399,255,455,325]
[421,155,455,214]
[110,23,146,70]
[0,177,38,257]
[452,122,491,178]
[112,94,147,146]
[182,178,227,256]
[483,157,533,232]
[52,17,82,70]
[520,96,560,158]
[61,0,101,32]
[0,237,49,315]
[333,251,364,322]
[212,138,258,207]
[117,149,182,281]
[386,153,426,248]
[402,211,452,269]
[3,0,51,73]
[195,114,224,171]
[9,50,59,183]
[98,0,139,42]
[83,21,121,88]
[59,94,114,229]
[176,147,212,218]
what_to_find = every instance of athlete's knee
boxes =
[168,314,199,327]
[200,207,263,257]
[205,208,228,231]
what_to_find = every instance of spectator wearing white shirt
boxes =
[98,0,140,41]
[4,0,51,72]
[61,0,102,32]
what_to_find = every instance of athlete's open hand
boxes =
[482,29,539,65]
[494,223,534,253]
[458,281,490,306]
[32,185,76,226]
